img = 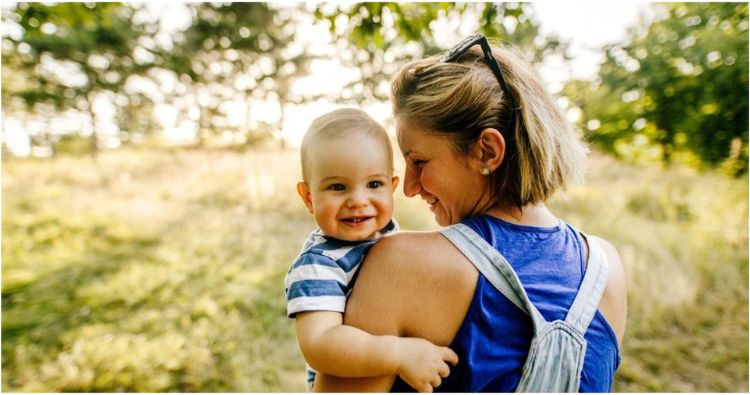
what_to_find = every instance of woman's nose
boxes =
[403,168,421,197]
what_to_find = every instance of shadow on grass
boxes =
[2,206,310,391]
[2,229,161,372]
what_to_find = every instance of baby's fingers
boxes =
[441,347,459,366]
[416,382,434,393]
[438,361,451,378]
[429,374,442,390]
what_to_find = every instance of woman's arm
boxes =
[314,231,478,392]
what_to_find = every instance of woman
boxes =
[315,35,627,392]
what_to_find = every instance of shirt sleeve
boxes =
[284,251,348,318]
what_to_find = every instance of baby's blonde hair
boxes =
[300,108,393,182]
[391,42,588,207]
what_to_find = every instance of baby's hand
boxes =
[396,337,458,393]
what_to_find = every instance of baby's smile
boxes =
[340,216,374,225]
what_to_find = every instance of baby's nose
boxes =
[346,189,369,207]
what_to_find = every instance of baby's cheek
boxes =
[380,200,395,219]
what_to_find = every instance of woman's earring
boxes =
[481,168,490,175]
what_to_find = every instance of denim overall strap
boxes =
[440,223,548,333]
[564,234,609,333]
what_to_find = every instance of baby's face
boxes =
[299,133,397,241]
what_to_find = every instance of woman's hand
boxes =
[396,337,459,392]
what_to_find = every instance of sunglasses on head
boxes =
[441,34,519,123]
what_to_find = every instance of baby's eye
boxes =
[367,180,384,189]
[327,183,346,191]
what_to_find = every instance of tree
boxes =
[160,3,311,148]
[314,2,567,104]
[563,2,748,173]
[4,2,157,154]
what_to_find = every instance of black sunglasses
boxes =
[441,34,519,123]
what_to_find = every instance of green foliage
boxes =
[3,2,156,152]
[563,3,749,174]
[17,3,131,58]
[2,148,747,392]
[314,2,567,103]
[163,3,311,146]
[167,3,309,89]
[53,134,94,156]
[8,3,149,105]
[3,3,312,152]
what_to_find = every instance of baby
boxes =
[284,108,457,392]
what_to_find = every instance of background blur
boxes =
[2,2,748,392]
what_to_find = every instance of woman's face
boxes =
[396,117,495,226]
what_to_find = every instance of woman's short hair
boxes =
[391,42,588,207]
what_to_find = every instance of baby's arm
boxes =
[295,311,458,392]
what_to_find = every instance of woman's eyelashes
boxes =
[407,159,426,175]
[411,158,427,168]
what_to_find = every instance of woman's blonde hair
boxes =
[391,42,588,207]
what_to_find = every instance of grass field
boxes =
[2,147,747,392]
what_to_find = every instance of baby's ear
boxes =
[391,176,400,192]
[296,182,314,213]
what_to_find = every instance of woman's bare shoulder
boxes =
[590,235,626,298]
[371,230,450,256]
[375,229,449,249]
[366,230,476,278]
[346,230,478,343]
[590,235,627,346]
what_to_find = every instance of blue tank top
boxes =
[391,214,621,392]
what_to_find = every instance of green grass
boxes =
[2,147,747,392]
[549,156,749,392]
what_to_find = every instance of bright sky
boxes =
[3,2,651,155]
[281,2,650,147]
[534,2,648,84]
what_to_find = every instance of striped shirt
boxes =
[285,219,398,318]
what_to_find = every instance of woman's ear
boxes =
[476,128,506,172]
[296,181,314,213]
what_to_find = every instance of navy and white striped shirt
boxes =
[285,219,398,318]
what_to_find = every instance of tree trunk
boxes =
[661,141,672,166]
[278,103,286,150]
[88,109,99,159]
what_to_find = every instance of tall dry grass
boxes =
[2,147,747,391]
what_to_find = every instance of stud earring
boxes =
[481,168,490,175]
